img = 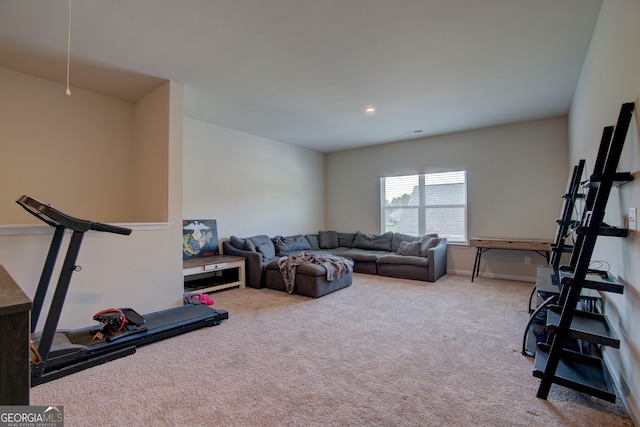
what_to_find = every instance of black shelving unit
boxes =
[549,159,586,271]
[534,102,635,402]
[521,159,586,356]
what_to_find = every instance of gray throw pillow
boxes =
[255,243,276,261]
[244,239,256,251]
[397,240,422,256]
[353,231,393,251]
[420,236,440,256]
[230,236,246,250]
[248,235,275,261]
[272,234,312,254]
[319,230,339,249]
[338,232,356,247]
[392,232,419,252]
[305,234,320,250]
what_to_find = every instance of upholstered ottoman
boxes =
[265,258,353,298]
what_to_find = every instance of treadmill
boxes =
[17,195,228,386]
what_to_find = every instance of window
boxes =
[381,171,467,243]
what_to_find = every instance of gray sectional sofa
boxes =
[221,231,448,293]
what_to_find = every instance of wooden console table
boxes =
[183,255,245,296]
[0,266,32,404]
[470,238,552,282]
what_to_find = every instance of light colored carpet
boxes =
[31,273,632,426]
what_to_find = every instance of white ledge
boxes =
[0,222,170,236]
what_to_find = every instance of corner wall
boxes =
[182,117,326,240]
[326,116,570,281]
[569,0,640,421]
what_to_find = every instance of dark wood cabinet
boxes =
[0,265,32,404]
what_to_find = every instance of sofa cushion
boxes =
[397,240,423,256]
[338,232,356,248]
[244,239,256,251]
[377,253,429,267]
[341,248,389,262]
[305,234,320,250]
[353,231,393,251]
[272,234,312,255]
[229,235,246,250]
[420,235,441,256]
[247,235,275,261]
[255,243,275,260]
[318,230,339,249]
[391,232,419,252]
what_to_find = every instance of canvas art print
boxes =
[182,219,218,259]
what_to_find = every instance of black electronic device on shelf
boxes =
[18,195,228,386]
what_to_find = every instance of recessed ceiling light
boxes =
[364,106,376,114]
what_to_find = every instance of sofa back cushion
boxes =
[305,234,320,250]
[229,235,247,250]
[318,230,339,249]
[272,234,312,255]
[353,231,393,251]
[397,240,423,256]
[420,235,441,256]
[338,232,356,248]
[391,233,419,252]
[247,235,276,261]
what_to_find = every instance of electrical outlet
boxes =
[629,207,637,231]
[524,256,531,265]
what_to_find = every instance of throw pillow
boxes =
[255,243,276,261]
[419,236,440,256]
[248,235,276,261]
[305,234,320,250]
[272,234,312,254]
[353,231,393,251]
[244,239,256,251]
[230,236,246,250]
[338,232,356,247]
[392,232,419,252]
[397,240,422,256]
[319,230,339,249]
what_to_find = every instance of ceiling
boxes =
[0,0,603,153]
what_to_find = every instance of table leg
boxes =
[472,247,486,282]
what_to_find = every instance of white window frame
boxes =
[381,171,467,243]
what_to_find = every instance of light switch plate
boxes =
[629,207,637,231]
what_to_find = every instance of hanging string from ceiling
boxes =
[65,0,72,96]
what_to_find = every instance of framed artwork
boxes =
[182,219,218,259]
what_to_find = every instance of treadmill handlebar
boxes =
[90,221,132,235]
[16,195,132,236]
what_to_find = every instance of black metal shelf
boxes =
[534,345,616,403]
[546,306,620,348]
[583,172,633,188]
[559,269,624,294]
[575,225,629,238]
[550,243,574,254]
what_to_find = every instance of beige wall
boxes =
[0,72,184,330]
[182,117,326,240]
[326,116,570,281]
[0,67,136,223]
[569,0,640,421]
[133,83,170,222]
